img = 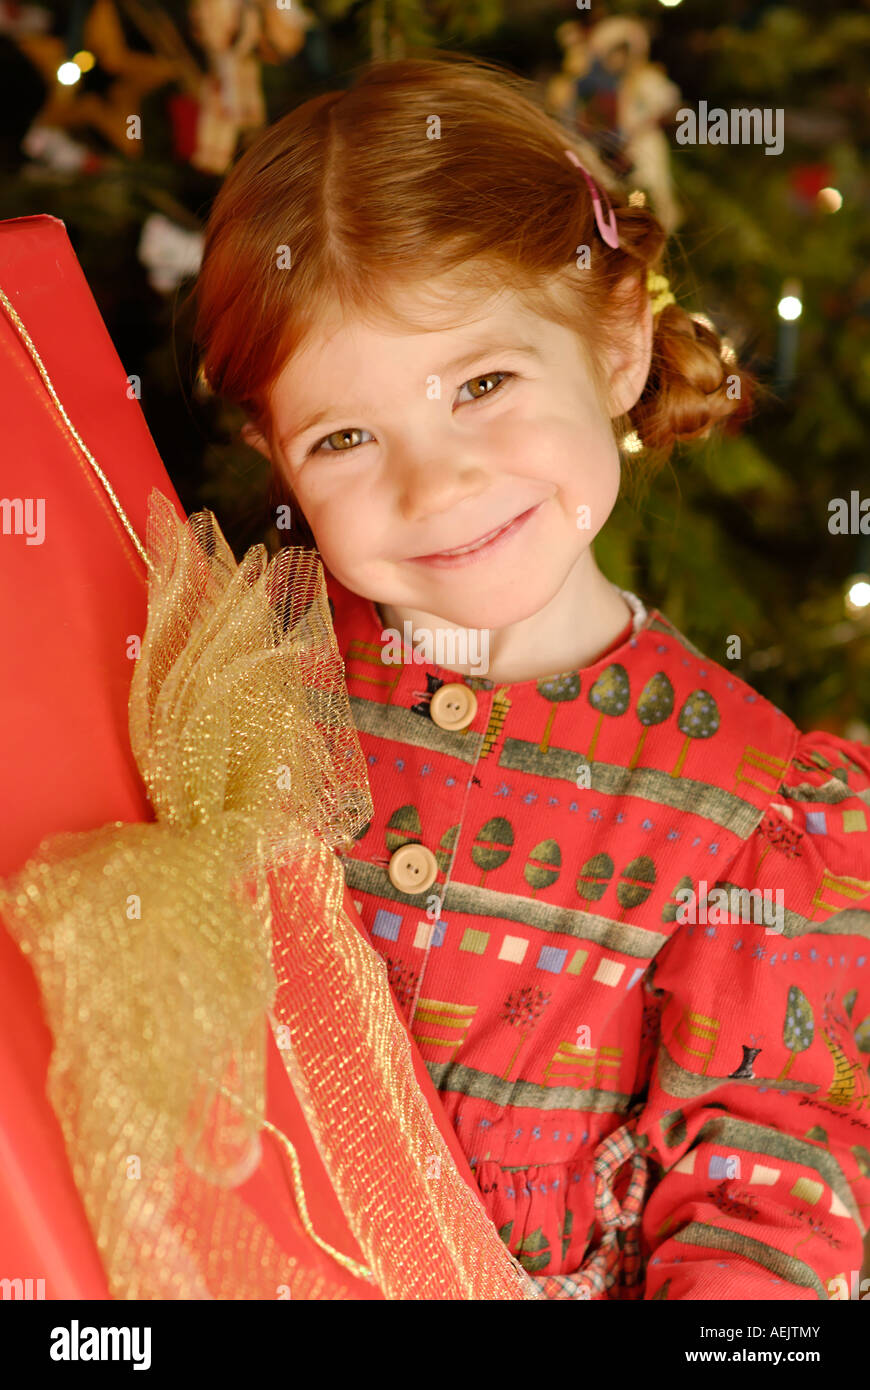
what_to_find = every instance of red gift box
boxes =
[0,215,485,1299]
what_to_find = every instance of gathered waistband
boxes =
[529,1115,651,1300]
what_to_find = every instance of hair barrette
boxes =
[563,148,620,250]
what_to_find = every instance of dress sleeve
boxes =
[636,730,870,1300]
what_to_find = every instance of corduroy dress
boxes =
[325,569,870,1300]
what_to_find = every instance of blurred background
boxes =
[0,0,868,735]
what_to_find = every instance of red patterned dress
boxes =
[325,569,870,1300]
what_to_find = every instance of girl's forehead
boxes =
[290,285,549,369]
[316,270,532,342]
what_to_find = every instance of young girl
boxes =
[192,52,870,1300]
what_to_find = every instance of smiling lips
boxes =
[410,503,542,569]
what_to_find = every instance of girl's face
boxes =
[249,280,651,633]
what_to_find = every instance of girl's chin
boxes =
[410,586,556,635]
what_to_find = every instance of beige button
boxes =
[429,682,478,731]
[387,843,438,895]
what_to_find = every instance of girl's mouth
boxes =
[409,503,543,569]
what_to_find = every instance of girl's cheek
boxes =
[509,415,615,483]
[306,502,381,570]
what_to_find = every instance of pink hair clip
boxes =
[563,148,620,250]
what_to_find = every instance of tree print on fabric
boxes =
[497,1217,555,1277]
[753,810,804,878]
[805,1125,828,1144]
[778,985,814,1081]
[615,855,656,921]
[498,1217,551,1275]
[524,838,562,897]
[707,1180,760,1223]
[820,990,870,1107]
[560,1207,575,1263]
[385,803,422,854]
[661,1109,687,1149]
[471,816,514,888]
[788,1208,844,1261]
[629,672,675,770]
[586,664,631,760]
[662,874,695,924]
[671,690,720,777]
[514,1226,552,1274]
[536,672,581,754]
[501,985,551,1081]
[434,822,459,873]
[575,852,614,912]
[383,956,420,1015]
[793,745,866,784]
[852,1146,870,1179]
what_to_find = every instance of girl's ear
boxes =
[240,420,272,461]
[605,274,654,419]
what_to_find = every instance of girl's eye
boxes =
[314,426,374,455]
[309,370,514,455]
[455,370,513,404]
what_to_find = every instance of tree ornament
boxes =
[14,0,179,159]
[548,16,682,231]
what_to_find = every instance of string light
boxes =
[777,291,802,321]
[775,280,802,390]
[845,574,870,618]
[817,187,843,213]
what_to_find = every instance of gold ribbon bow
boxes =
[0,479,542,1300]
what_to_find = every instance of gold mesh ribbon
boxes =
[0,483,542,1300]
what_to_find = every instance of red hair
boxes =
[192,51,754,540]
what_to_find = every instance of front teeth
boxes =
[443,536,489,555]
[439,519,509,556]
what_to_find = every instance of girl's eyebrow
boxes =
[440,338,543,375]
[278,341,542,449]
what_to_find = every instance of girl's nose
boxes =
[392,446,491,526]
